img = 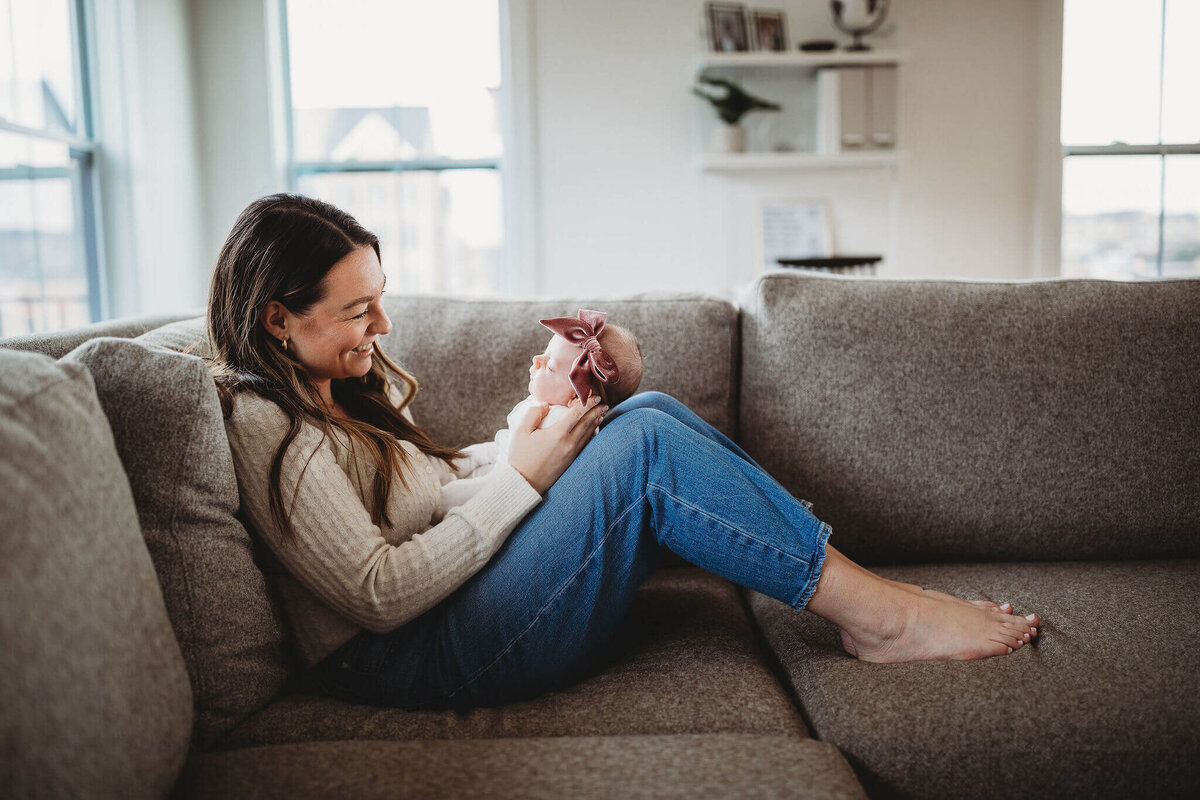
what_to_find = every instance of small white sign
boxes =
[759,199,834,272]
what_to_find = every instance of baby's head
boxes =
[529,311,644,407]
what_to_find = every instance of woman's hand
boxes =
[506,396,607,494]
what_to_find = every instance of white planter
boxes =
[713,123,746,153]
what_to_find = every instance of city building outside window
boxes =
[0,0,101,337]
[282,0,505,296]
[1061,0,1200,280]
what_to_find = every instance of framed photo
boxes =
[750,10,789,52]
[706,3,749,52]
[758,199,834,272]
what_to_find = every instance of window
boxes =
[1061,0,1200,280]
[282,0,505,295]
[0,0,101,336]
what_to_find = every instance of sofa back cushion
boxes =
[62,338,292,751]
[0,312,195,359]
[377,293,740,444]
[739,274,1200,563]
[140,294,740,443]
[0,348,193,798]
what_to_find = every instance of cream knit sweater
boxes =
[224,389,542,668]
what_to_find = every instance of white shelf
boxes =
[698,151,902,172]
[696,50,905,75]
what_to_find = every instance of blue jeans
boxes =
[314,391,831,711]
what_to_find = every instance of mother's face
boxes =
[262,245,392,385]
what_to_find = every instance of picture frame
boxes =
[750,10,789,52]
[758,198,834,272]
[705,3,750,53]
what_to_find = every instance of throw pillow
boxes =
[62,337,292,750]
[0,347,192,797]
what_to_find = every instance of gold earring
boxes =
[281,337,289,352]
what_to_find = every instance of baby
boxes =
[438,310,644,514]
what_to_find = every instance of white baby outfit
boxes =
[438,396,572,516]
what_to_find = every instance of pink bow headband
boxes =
[539,309,620,404]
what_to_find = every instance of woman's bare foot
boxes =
[806,545,1039,662]
[833,550,1013,613]
[890,580,1013,614]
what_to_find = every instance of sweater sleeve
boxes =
[227,395,542,634]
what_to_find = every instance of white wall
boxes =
[92,0,207,318]
[187,0,288,266]
[117,0,1062,315]
[530,0,1062,295]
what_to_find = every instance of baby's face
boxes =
[528,335,581,405]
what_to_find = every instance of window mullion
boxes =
[1063,144,1200,157]
[294,158,500,176]
[1156,0,1166,276]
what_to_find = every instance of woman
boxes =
[209,194,1039,711]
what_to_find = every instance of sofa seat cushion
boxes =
[216,569,806,748]
[748,561,1200,799]
[0,348,193,799]
[62,338,292,750]
[175,734,866,800]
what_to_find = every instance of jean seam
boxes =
[443,490,648,703]
[647,480,813,565]
[791,521,833,610]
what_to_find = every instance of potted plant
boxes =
[692,76,782,153]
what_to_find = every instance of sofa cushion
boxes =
[217,569,805,748]
[0,348,193,798]
[748,561,1200,799]
[0,311,195,359]
[61,338,292,750]
[138,293,740,445]
[377,294,741,444]
[739,274,1200,563]
[135,315,210,357]
[175,734,866,800]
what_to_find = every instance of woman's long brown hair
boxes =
[207,193,462,545]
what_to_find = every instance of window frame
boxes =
[0,0,104,329]
[276,0,512,292]
[1060,0,1200,277]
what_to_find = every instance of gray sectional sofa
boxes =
[2,272,1197,799]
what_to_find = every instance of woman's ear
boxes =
[262,300,288,340]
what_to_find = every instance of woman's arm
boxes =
[227,395,541,634]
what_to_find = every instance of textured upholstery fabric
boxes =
[135,316,210,357]
[217,569,806,749]
[62,338,293,751]
[748,561,1200,799]
[376,294,740,444]
[739,274,1200,564]
[134,294,738,447]
[175,734,867,800]
[0,312,196,359]
[0,348,193,799]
